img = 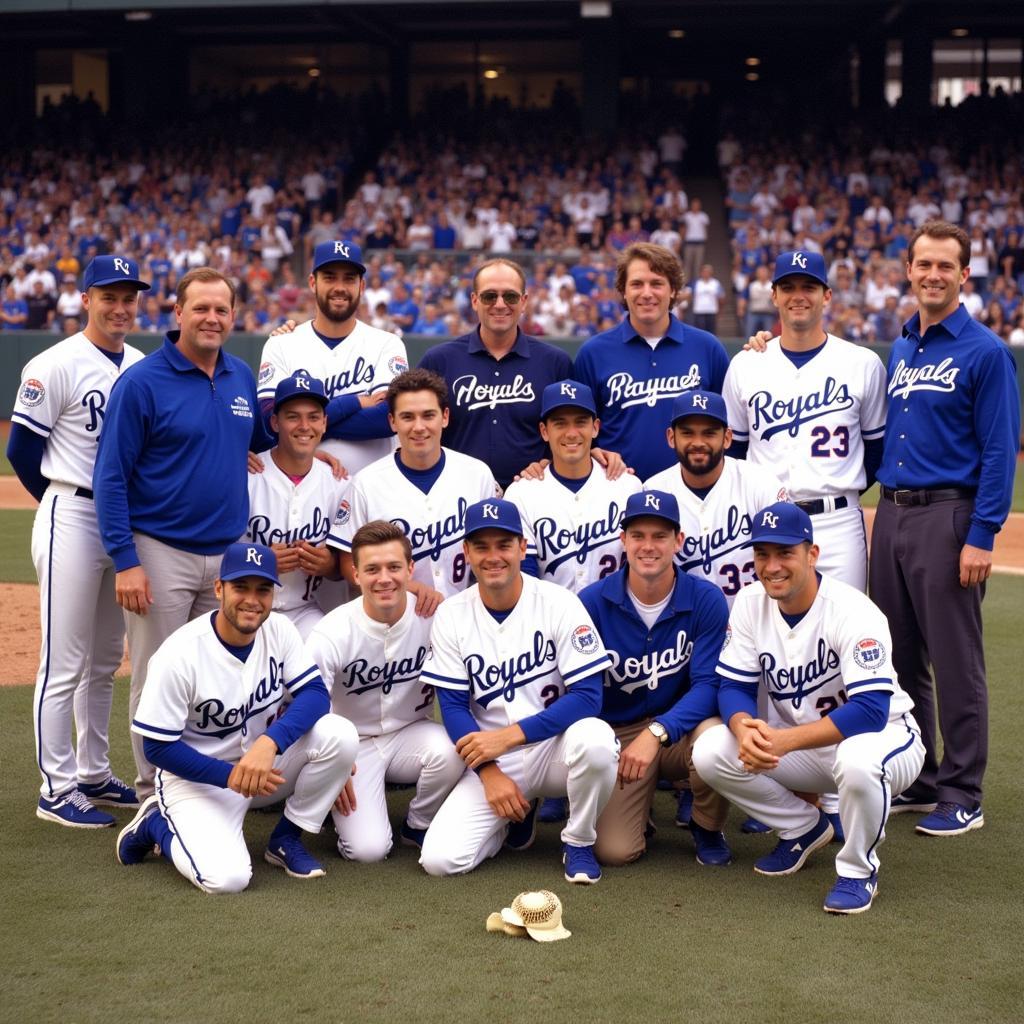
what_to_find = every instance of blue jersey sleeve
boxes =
[718,676,758,723]
[829,690,890,738]
[264,677,330,753]
[323,398,394,441]
[143,737,233,788]
[6,423,48,502]
[436,685,482,745]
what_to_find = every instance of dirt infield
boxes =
[2,478,1022,685]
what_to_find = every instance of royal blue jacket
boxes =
[579,564,729,741]
[94,334,271,570]
[878,304,1020,550]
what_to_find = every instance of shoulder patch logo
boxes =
[258,361,274,386]
[721,623,732,651]
[571,624,598,654]
[335,498,351,526]
[852,637,886,670]
[19,378,45,408]
[388,356,409,375]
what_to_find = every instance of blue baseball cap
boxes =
[312,240,366,275]
[540,380,597,419]
[750,502,813,546]
[772,250,828,287]
[83,255,150,291]
[219,542,281,585]
[621,490,681,531]
[273,373,328,413]
[670,390,728,427]
[464,498,523,538]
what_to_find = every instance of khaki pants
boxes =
[595,717,726,866]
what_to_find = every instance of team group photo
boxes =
[3,1,1023,1020]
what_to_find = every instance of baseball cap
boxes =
[540,379,597,419]
[219,542,281,585]
[464,498,523,539]
[772,250,828,287]
[750,502,813,546]
[312,239,367,275]
[621,490,681,531]
[273,372,328,413]
[499,891,571,943]
[669,390,728,427]
[83,255,151,291]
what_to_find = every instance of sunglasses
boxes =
[477,289,523,306]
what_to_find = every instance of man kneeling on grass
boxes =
[116,543,358,893]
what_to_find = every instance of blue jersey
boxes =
[579,565,728,740]
[418,328,573,489]
[574,314,729,480]
[94,334,269,570]
[878,304,1020,550]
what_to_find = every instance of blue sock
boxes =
[148,809,175,860]
[269,814,302,847]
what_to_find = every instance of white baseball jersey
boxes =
[132,612,321,761]
[717,574,915,728]
[244,454,350,616]
[722,335,886,499]
[12,333,144,489]
[327,448,500,597]
[644,457,787,606]
[421,575,612,731]
[504,461,641,592]
[257,319,409,476]
[307,593,434,737]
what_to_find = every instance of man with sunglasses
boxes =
[418,259,573,490]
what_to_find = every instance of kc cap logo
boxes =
[749,501,814,546]
[622,489,681,530]
[219,542,281,585]
[772,250,828,287]
[313,239,367,274]
[464,498,523,538]
[540,379,597,419]
[82,254,151,291]
[273,373,328,412]
[669,390,728,427]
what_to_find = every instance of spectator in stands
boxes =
[690,264,725,334]
[24,280,56,330]
[2,283,28,330]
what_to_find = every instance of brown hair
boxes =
[907,220,971,270]
[614,242,685,297]
[351,520,413,567]
[176,267,237,307]
[472,258,527,293]
[386,367,449,414]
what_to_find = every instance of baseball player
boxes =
[692,503,925,914]
[418,499,620,884]
[503,380,641,592]
[328,368,500,611]
[723,250,887,591]
[578,490,732,867]
[116,543,359,892]
[8,255,149,827]
[574,242,729,480]
[257,240,408,479]
[244,373,349,639]
[307,521,465,862]
[645,390,788,607]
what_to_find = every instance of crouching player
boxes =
[116,543,358,892]
[692,503,924,913]
[419,499,620,884]
[307,521,466,862]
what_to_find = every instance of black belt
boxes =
[794,496,848,516]
[74,487,94,500]
[880,486,975,507]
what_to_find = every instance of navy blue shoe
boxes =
[740,816,772,835]
[754,811,833,876]
[562,842,601,884]
[538,797,567,823]
[79,775,139,808]
[265,836,326,878]
[674,789,693,827]
[689,821,732,866]
[505,800,539,851]
[116,795,161,865]
[824,874,878,914]
[399,819,427,849]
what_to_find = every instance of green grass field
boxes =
[5,574,1023,1023]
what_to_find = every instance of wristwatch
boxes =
[648,721,669,745]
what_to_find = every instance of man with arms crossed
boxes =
[116,543,358,891]
[308,521,465,862]
[418,499,619,884]
[579,490,732,868]
[871,221,1020,835]
[693,503,924,914]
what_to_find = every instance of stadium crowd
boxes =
[3,85,1024,345]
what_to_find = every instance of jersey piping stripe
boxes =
[562,656,612,684]
[717,661,761,679]
[132,719,182,738]
[12,411,53,435]
[35,495,58,796]
[156,770,206,888]
[420,669,471,688]
[285,665,320,691]
[846,677,894,693]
